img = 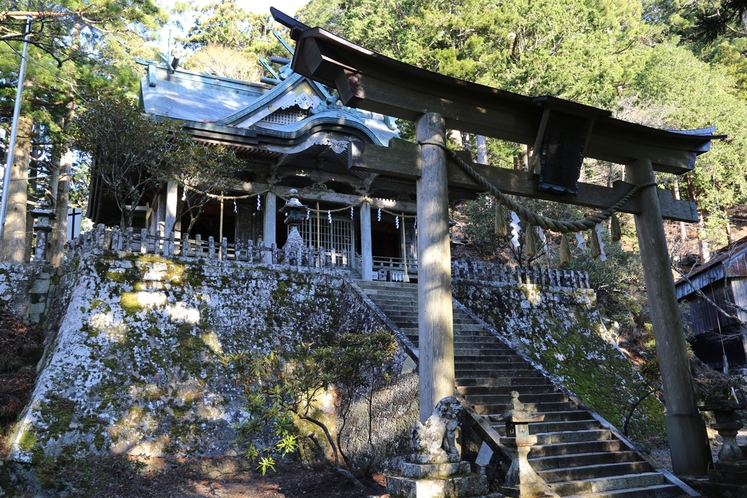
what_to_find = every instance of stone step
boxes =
[562,483,685,498]
[455,322,495,330]
[465,391,568,405]
[529,451,643,472]
[396,325,485,334]
[531,429,614,446]
[492,419,600,436]
[454,353,525,361]
[385,314,475,324]
[452,348,524,357]
[540,461,655,484]
[528,440,627,459]
[453,331,511,338]
[363,288,418,302]
[455,368,547,378]
[455,361,533,371]
[374,304,418,312]
[454,356,526,365]
[472,401,575,415]
[457,377,552,387]
[359,294,417,303]
[549,472,668,496]
[483,411,595,429]
[531,410,595,423]
[361,298,417,306]
[457,384,557,396]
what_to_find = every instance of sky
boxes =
[157,0,311,56]
[236,0,310,16]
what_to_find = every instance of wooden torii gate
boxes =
[274,9,718,476]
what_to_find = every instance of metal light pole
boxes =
[0,16,32,242]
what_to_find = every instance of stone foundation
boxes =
[387,462,500,498]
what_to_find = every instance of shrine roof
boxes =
[139,66,270,122]
[272,9,724,175]
[138,63,399,152]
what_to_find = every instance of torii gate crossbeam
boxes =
[274,9,717,476]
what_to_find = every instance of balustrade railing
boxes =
[62,226,590,289]
[66,225,353,270]
[452,258,590,289]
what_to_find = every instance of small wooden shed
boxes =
[676,237,747,370]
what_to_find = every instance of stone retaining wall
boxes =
[5,253,418,477]
[0,263,55,326]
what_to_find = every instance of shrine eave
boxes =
[273,10,724,175]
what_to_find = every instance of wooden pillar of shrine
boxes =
[416,112,455,422]
[164,180,179,236]
[360,202,373,280]
[626,158,712,476]
[263,192,276,263]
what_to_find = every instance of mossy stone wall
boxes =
[6,254,416,470]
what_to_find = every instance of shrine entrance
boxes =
[274,9,720,476]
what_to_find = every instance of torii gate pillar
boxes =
[627,158,712,476]
[416,112,455,422]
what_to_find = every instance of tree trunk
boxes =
[48,149,73,266]
[1,115,32,264]
[48,23,81,265]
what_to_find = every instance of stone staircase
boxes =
[355,280,696,498]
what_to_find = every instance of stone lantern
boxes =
[280,189,307,263]
[281,189,306,227]
[499,391,548,498]
[698,397,747,496]
[30,207,55,262]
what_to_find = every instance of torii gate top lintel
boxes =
[273,9,722,176]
